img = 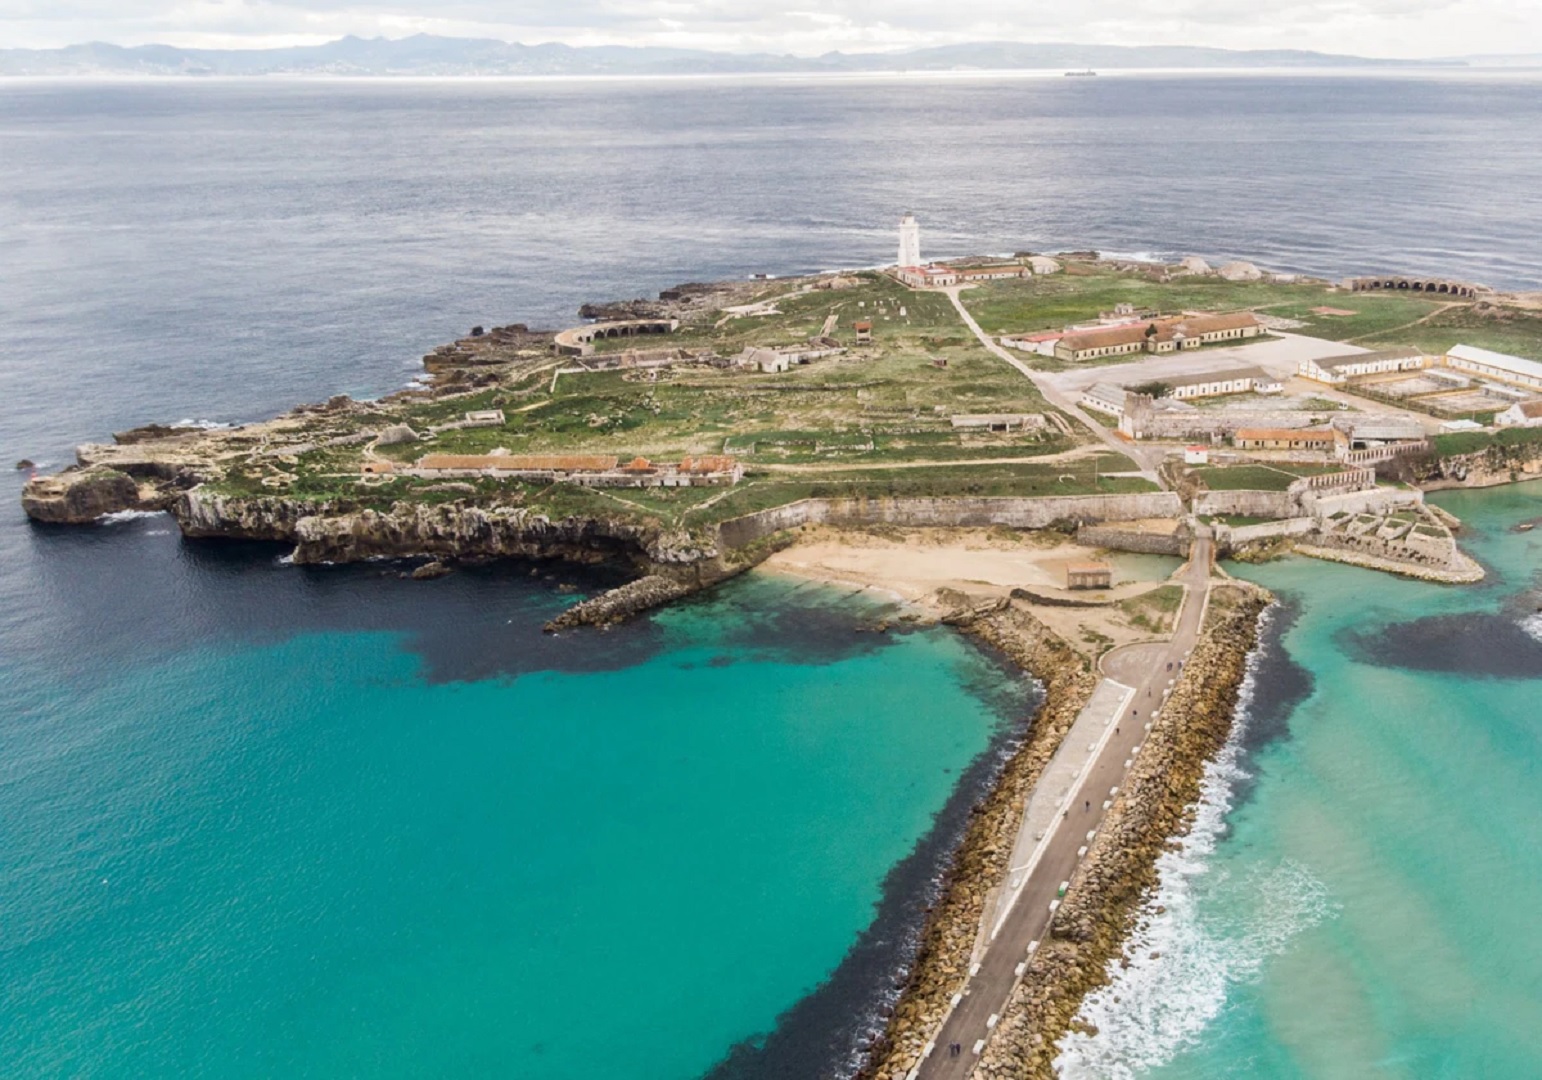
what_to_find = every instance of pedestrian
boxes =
[1116,726,1120,736]
[1084,799,1090,811]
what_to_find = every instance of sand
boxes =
[758,526,1183,655]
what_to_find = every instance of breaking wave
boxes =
[96,509,166,524]
[1054,607,1334,1079]
[1519,612,1542,645]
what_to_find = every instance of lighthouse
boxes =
[897,213,921,268]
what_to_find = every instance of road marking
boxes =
[993,680,1134,937]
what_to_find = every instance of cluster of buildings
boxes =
[1080,366,1282,419]
[374,453,745,488]
[1299,343,1542,427]
[1051,313,1263,362]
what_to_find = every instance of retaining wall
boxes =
[716,493,1183,549]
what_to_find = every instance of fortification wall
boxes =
[1075,524,1188,556]
[1217,517,1317,546]
[716,493,1184,549]
[1191,489,1297,519]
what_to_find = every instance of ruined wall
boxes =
[716,493,1184,549]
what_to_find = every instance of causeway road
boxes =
[943,287,1167,487]
[914,533,1215,1078]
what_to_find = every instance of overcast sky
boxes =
[1,0,1537,57]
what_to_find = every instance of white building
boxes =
[1164,366,1281,400]
[898,213,922,269]
[1496,400,1542,428]
[1444,344,1542,392]
[1081,383,1129,417]
[1297,347,1427,384]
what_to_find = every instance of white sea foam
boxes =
[96,509,166,524]
[1055,607,1335,1079]
[173,418,234,430]
[1519,612,1542,645]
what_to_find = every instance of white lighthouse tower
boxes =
[897,213,922,268]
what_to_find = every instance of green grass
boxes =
[1192,464,1323,491]
[956,270,1444,343]
[1119,584,1185,634]
[1355,307,1542,361]
[1431,426,1542,457]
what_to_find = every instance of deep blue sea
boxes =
[3,73,1541,1078]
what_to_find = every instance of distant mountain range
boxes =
[0,36,1518,77]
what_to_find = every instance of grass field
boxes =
[1355,307,1542,361]
[957,270,1444,345]
[1190,463,1338,491]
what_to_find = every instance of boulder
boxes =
[15,459,34,470]
[1218,260,1263,282]
[1179,256,1212,275]
[411,560,452,580]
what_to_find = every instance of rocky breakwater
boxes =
[857,599,1099,1080]
[972,582,1270,1079]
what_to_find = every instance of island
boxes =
[22,230,1542,1077]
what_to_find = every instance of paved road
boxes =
[915,534,1214,1078]
[943,287,1168,485]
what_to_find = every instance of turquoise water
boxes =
[0,564,1026,1079]
[1059,484,1542,1079]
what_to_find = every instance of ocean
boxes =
[1058,484,1542,1079]
[2,73,1541,1078]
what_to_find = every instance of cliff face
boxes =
[168,488,727,575]
[173,489,323,541]
[1419,438,1542,489]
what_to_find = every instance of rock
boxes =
[1218,260,1263,282]
[15,459,34,470]
[411,560,452,580]
[376,424,419,446]
[1178,255,1212,275]
[112,423,202,445]
[544,574,694,631]
[21,467,142,523]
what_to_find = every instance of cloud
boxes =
[0,0,1532,57]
